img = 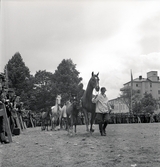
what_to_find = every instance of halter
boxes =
[91,72,100,92]
[56,95,61,105]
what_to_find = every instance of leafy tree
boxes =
[121,87,157,114]
[30,70,55,112]
[5,52,30,96]
[4,55,84,114]
[132,101,142,114]
[53,59,84,104]
[140,92,157,114]
[120,86,141,113]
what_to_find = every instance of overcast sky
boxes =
[1,0,160,99]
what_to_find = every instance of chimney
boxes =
[139,76,142,80]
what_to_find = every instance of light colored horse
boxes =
[50,95,62,131]
[59,104,67,130]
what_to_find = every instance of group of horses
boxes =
[41,72,100,135]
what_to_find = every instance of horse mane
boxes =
[85,79,95,100]
[82,72,99,111]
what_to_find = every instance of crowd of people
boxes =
[0,73,26,144]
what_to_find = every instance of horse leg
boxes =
[51,117,54,131]
[64,117,67,130]
[70,115,73,136]
[50,119,52,130]
[74,116,77,134]
[83,109,89,132]
[66,115,70,135]
[41,119,44,131]
[47,120,49,131]
[59,116,62,129]
[74,121,77,134]
[57,115,61,130]
[90,112,96,133]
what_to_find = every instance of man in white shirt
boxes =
[92,87,112,136]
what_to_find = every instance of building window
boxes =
[136,84,138,87]
[158,90,160,94]
[137,90,140,93]
[150,83,152,87]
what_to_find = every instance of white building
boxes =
[109,71,160,114]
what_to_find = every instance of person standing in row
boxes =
[92,87,112,136]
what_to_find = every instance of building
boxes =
[121,71,160,100]
[109,97,129,114]
[109,71,160,114]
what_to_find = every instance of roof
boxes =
[124,77,159,85]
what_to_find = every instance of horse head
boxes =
[72,97,79,110]
[56,94,61,106]
[89,72,100,92]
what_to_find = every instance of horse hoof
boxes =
[90,129,94,133]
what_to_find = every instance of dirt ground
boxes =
[0,123,160,167]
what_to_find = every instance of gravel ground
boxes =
[0,123,160,167]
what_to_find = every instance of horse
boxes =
[59,103,67,130]
[50,95,62,131]
[66,97,80,136]
[41,108,51,131]
[81,72,100,133]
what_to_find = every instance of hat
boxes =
[101,87,106,91]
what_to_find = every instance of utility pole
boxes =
[130,70,133,114]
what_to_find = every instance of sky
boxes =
[0,0,160,99]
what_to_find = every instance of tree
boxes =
[53,59,84,104]
[5,52,30,96]
[29,70,55,112]
[140,92,157,114]
[120,86,141,114]
[4,55,84,114]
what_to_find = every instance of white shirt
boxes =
[92,93,111,114]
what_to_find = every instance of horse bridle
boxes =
[91,72,100,92]
[56,95,61,111]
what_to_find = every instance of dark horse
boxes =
[41,108,51,131]
[66,96,80,136]
[81,72,100,132]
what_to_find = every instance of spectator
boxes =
[0,101,9,144]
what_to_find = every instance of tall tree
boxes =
[53,59,84,104]
[5,52,30,96]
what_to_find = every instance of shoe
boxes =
[103,132,106,136]
[103,129,106,135]
[100,131,106,136]
[1,138,9,144]
[0,133,10,144]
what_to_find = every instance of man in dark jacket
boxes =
[0,101,10,144]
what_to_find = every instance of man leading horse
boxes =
[92,87,112,136]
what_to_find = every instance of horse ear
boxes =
[92,72,94,76]
[97,72,99,76]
